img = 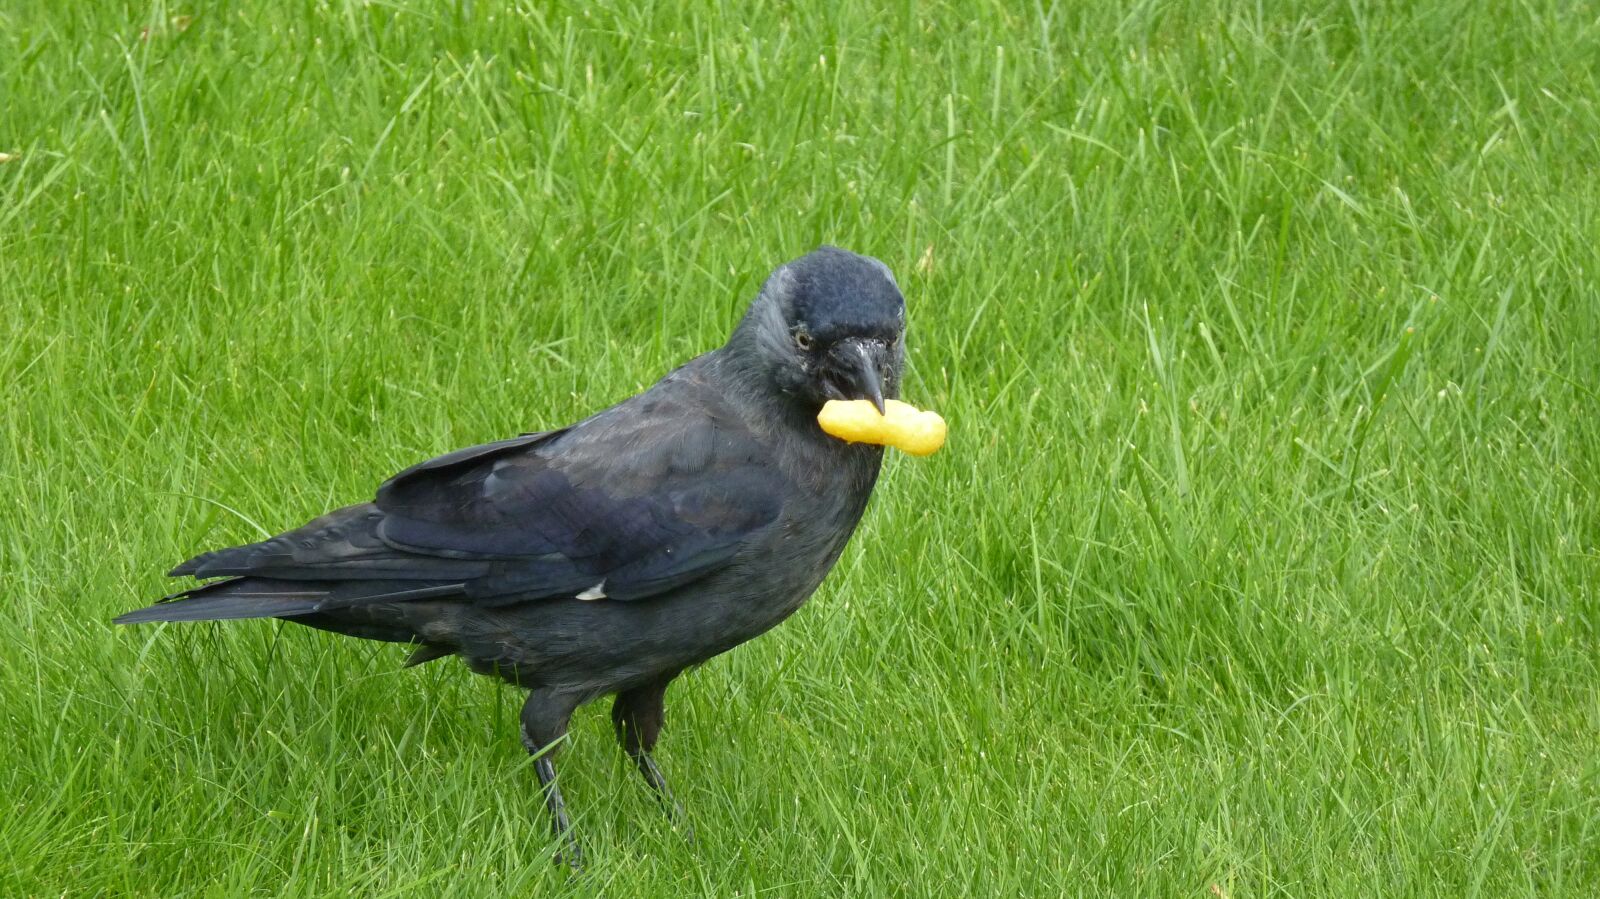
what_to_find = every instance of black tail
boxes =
[113,578,326,624]
[113,576,463,625]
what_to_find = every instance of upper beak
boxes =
[834,338,887,414]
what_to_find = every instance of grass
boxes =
[3,0,1598,895]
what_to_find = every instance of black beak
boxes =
[830,338,887,414]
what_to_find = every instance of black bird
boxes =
[116,246,908,864]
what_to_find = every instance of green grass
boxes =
[3,0,1598,895]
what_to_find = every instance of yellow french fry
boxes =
[817,399,947,456]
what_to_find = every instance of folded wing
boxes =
[128,375,787,621]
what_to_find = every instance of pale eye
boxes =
[795,331,814,351]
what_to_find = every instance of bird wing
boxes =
[169,371,788,607]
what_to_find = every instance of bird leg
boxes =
[521,689,582,867]
[612,677,692,839]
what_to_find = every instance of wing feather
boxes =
[163,366,785,610]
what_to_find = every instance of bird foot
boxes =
[673,818,696,845]
[554,842,584,871]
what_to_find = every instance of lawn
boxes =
[3,1,1598,895]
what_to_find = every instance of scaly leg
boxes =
[521,689,582,867]
[611,675,692,839]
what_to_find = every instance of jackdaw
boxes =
[116,246,909,864]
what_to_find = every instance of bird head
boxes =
[729,246,906,414]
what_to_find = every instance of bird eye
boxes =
[795,330,814,351]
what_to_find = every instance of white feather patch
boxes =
[576,581,608,601]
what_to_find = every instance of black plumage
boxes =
[115,246,910,864]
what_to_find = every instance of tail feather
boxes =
[114,576,463,625]
[114,580,324,624]
[114,595,324,624]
